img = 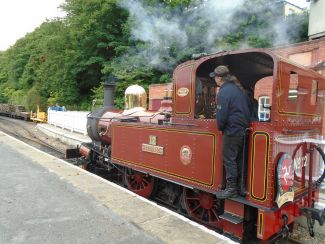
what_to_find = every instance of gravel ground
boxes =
[290,223,325,243]
[0,116,68,157]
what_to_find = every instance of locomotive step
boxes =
[219,212,244,224]
[230,196,277,212]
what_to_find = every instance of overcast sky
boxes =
[0,0,65,51]
[0,0,310,51]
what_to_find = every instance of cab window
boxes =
[258,96,270,121]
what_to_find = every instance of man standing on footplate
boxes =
[210,65,250,199]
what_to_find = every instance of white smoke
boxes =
[119,0,304,71]
[120,0,189,70]
[121,1,188,48]
[195,0,245,46]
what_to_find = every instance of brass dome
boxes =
[124,84,147,110]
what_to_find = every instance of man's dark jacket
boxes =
[216,82,250,136]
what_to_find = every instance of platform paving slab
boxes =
[0,131,234,244]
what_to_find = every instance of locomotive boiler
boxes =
[78,49,325,243]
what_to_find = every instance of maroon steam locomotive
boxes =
[77,49,325,242]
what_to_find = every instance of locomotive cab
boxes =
[158,49,325,240]
[193,51,274,121]
[171,51,276,199]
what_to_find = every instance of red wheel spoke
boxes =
[142,178,150,185]
[207,209,212,222]
[125,169,155,198]
[211,208,219,220]
[130,180,137,188]
[191,204,201,213]
[199,209,205,219]
[183,188,221,227]
[140,182,145,189]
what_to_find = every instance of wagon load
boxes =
[0,104,30,120]
[12,105,30,121]
[0,104,14,114]
[15,105,26,112]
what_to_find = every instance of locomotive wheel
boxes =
[182,188,221,227]
[125,169,156,198]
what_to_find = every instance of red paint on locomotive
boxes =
[80,49,325,242]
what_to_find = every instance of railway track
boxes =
[0,116,67,159]
[0,115,322,244]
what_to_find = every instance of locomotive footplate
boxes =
[219,212,243,224]
[230,195,277,212]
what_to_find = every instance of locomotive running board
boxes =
[220,212,243,224]
[230,196,277,212]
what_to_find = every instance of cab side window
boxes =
[254,76,273,122]
[278,65,320,116]
[195,77,217,119]
[288,72,298,101]
[258,96,270,121]
[311,80,318,106]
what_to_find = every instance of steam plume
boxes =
[119,0,305,71]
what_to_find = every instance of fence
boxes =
[47,110,89,135]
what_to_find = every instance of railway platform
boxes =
[36,123,91,147]
[0,130,234,244]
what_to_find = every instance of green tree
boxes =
[0,0,310,110]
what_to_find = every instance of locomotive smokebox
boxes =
[86,74,117,142]
[104,74,116,109]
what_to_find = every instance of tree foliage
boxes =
[0,0,309,110]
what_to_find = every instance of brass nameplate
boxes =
[142,143,164,155]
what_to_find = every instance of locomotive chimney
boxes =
[104,74,116,108]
